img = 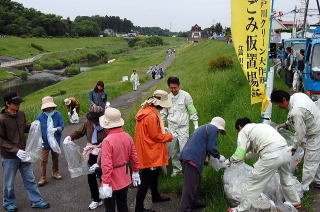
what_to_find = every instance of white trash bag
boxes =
[209,157,226,171]
[47,127,61,154]
[69,108,79,124]
[63,141,89,178]
[24,120,42,163]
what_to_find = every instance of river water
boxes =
[0,66,91,101]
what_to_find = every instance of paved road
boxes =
[0,53,180,212]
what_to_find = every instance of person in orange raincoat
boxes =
[134,90,176,212]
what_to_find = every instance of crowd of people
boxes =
[1,74,319,212]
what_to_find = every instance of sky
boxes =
[14,0,320,32]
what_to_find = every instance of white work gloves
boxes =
[276,123,287,130]
[63,136,73,145]
[89,163,100,174]
[219,155,226,162]
[48,127,58,133]
[106,102,111,108]
[99,184,112,199]
[288,66,292,71]
[16,149,27,161]
[224,159,231,167]
[172,132,178,141]
[67,112,71,116]
[193,121,199,130]
[132,172,141,187]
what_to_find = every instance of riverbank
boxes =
[18,38,185,122]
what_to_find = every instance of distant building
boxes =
[104,28,115,37]
[188,24,204,42]
[281,21,294,29]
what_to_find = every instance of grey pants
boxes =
[180,161,201,212]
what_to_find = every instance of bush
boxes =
[60,57,73,66]
[33,64,43,71]
[136,40,148,48]
[40,60,64,70]
[86,52,99,61]
[96,49,109,58]
[19,71,28,80]
[145,37,163,46]
[64,64,80,76]
[208,55,234,70]
[128,37,141,47]
[30,43,44,52]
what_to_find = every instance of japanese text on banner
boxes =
[231,0,271,104]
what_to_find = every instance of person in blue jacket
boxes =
[37,96,64,186]
[179,117,226,212]
[89,81,107,109]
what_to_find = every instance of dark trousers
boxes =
[285,68,293,88]
[104,186,129,212]
[135,168,161,212]
[180,162,201,212]
[88,154,102,202]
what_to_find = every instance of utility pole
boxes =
[293,6,297,38]
[303,0,310,38]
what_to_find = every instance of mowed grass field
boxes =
[123,40,313,211]
[20,37,186,123]
[0,36,128,59]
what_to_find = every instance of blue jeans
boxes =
[2,158,43,207]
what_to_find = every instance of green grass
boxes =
[122,40,313,211]
[0,36,128,59]
[0,68,15,81]
[20,38,185,123]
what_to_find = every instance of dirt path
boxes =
[0,52,180,212]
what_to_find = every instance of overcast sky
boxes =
[14,0,320,32]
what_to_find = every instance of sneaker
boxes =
[38,177,47,186]
[4,204,17,212]
[88,201,103,210]
[52,173,62,180]
[191,201,206,209]
[228,208,238,212]
[31,201,50,209]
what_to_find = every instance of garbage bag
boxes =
[223,163,300,212]
[24,120,42,163]
[47,127,61,154]
[270,122,304,173]
[69,108,79,124]
[209,157,226,171]
[63,141,89,178]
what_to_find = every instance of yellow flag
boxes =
[231,0,271,104]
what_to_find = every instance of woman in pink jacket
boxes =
[99,107,140,212]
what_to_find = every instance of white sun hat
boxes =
[41,96,57,110]
[99,107,124,129]
[210,117,226,134]
[64,98,71,106]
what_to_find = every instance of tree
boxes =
[32,26,47,37]
[214,23,223,35]
[74,20,101,37]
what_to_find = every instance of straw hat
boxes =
[41,96,57,110]
[141,90,172,108]
[99,107,124,129]
[64,98,71,106]
[210,117,226,134]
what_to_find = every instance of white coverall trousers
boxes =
[167,124,189,175]
[132,81,139,91]
[302,135,320,191]
[237,147,300,211]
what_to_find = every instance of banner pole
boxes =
[261,0,275,123]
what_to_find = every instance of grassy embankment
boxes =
[20,37,186,123]
[122,40,313,211]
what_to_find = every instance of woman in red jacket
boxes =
[99,107,140,212]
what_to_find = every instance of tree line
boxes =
[0,0,178,37]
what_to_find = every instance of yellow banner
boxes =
[231,0,271,104]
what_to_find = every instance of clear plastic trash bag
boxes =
[69,108,79,124]
[270,122,304,173]
[24,120,42,163]
[47,127,61,154]
[209,157,226,171]
[63,141,89,178]
[223,163,300,212]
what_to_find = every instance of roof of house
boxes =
[191,24,202,32]
[281,21,294,25]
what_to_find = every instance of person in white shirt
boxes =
[271,90,320,192]
[130,70,140,91]
[227,118,301,212]
[161,77,199,176]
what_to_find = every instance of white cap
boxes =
[210,117,226,134]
